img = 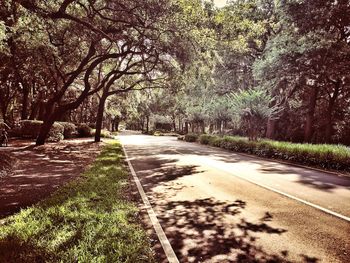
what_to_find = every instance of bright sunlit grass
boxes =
[0,142,154,262]
[194,134,350,173]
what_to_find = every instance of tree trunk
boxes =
[115,119,120,132]
[184,122,189,134]
[38,102,46,121]
[36,118,55,145]
[304,87,318,143]
[325,81,340,143]
[94,95,107,143]
[29,101,39,120]
[21,86,30,120]
[266,119,277,139]
[146,116,149,133]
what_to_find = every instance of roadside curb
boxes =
[120,139,179,263]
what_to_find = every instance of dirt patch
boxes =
[0,138,103,219]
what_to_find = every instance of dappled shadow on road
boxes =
[127,147,203,195]
[258,163,350,192]
[125,138,350,193]
[157,197,318,263]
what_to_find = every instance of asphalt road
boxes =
[120,133,350,263]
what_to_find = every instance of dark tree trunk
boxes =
[266,119,277,139]
[38,102,46,121]
[36,118,55,145]
[29,101,40,120]
[115,119,120,132]
[21,86,30,120]
[95,95,107,143]
[304,87,319,143]
[184,122,189,134]
[146,116,150,133]
[325,81,340,143]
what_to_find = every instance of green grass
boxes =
[196,134,350,173]
[0,142,155,263]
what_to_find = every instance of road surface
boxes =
[120,133,350,263]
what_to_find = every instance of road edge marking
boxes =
[121,142,179,263]
[172,148,350,223]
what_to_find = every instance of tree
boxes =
[229,88,280,141]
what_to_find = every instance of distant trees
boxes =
[121,0,350,145]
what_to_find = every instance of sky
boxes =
[213,0,227,8]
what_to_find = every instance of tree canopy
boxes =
[1,0,349,144]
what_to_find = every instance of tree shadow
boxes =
[0,139,101,218]
[174,138,350,193]
[258,163,350,192]
[157,198,295,262]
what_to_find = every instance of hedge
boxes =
[195,134,350,173]
[77,123,93,137]
[183,133,199,142]
[58,122,77,139]
[18,120,64,142]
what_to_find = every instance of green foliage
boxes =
[77,124,93,138]
[47,123,64,142]
[184,133,199,142]
[229,88,281,140]
[0,142,155,262]
[19,120,43,139]
[91,129,113,139]
[197,134,350,172]
[230,88,279,120]
[58,122,77,139]
[18,120,64,142]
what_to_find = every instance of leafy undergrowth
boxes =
[0,142,154,263]
[183,134,350,173]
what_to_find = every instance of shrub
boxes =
[77,124,93,137]
[91,129,113,139]
[47,122,64,142]
[199,134,213,145]
[19,120,64,142]
[195,134,350,173]
[184,133,199,142]
[19,120,42,139]
[58,122,77,139]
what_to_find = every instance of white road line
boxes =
[172,149,350,223]
[121,143,179,263]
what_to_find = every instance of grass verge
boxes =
[0,141,154,262]
[182,134,350,174]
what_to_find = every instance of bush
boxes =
[184,133,199,142]
[77,123,93,137]
[19,120,64,142]
[195,134,350,173]
[91,129,113,139]
[19,120,42,139]
[58,122,77,139]
[47,122,64,142]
